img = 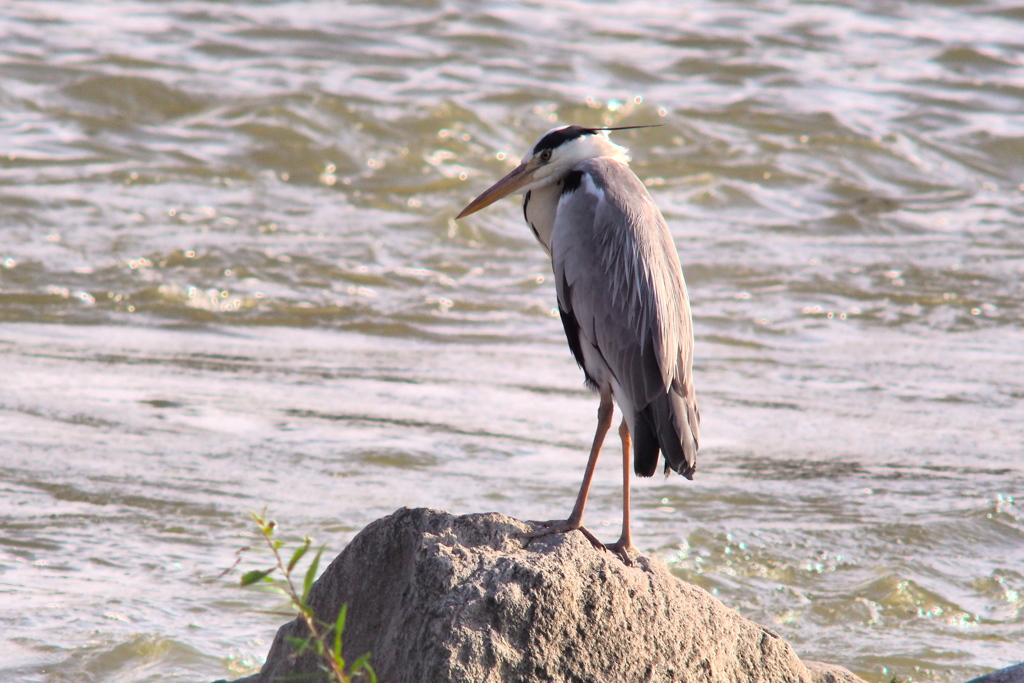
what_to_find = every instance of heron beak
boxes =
[456,161,538,219]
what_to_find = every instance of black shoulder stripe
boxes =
[533,125,597,154]
[558,274,596,389]
[560,170,585,196]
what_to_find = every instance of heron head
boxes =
[456,125,632,219]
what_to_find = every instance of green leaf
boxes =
[352,656,377,683]
[240,568,275,586]
[287,539,311,573]
[265,585,291,599]
[333,603,348,659]
[251,509,274,536]
[302,547,323,603]
[285,636,311,655]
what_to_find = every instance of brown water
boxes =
[1,1,1022,681]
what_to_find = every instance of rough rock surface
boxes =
[967,662,1024,683]
[251,508,866,683]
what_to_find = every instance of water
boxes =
[1,1,1022,680]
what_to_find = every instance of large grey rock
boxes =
[967,662,1024,683]
[252,508,866,683]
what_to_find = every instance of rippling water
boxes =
[1,1,1022,681]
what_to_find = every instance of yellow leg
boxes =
[523,388,614,549]
[606,418,635,565]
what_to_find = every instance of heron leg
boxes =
[522,388,613,550]
[605,418,635,565]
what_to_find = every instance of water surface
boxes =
[1,1,1023,681]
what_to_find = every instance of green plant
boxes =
[237,509,376,683]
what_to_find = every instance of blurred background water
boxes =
[1,1,1022,681]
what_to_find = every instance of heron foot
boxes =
[604,539,635,566]
[520,519,605,551]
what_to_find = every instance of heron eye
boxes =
[540,149,552,162]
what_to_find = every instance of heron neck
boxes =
[523,182,560,253]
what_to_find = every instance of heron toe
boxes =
[520,520,605,551]
[604,539,635,566]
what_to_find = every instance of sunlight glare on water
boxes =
[0,1,1022,681]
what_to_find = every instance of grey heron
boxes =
[456,124,699,563]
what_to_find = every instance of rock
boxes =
[804,661,868,683]
[967,662,1024,683]
[249,508,866,683]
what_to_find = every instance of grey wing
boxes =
[551,159,699,477]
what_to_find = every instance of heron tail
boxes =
[632,387,698,479]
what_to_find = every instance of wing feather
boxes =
[551,158,699,475]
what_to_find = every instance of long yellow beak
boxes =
[456,160,539,219]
